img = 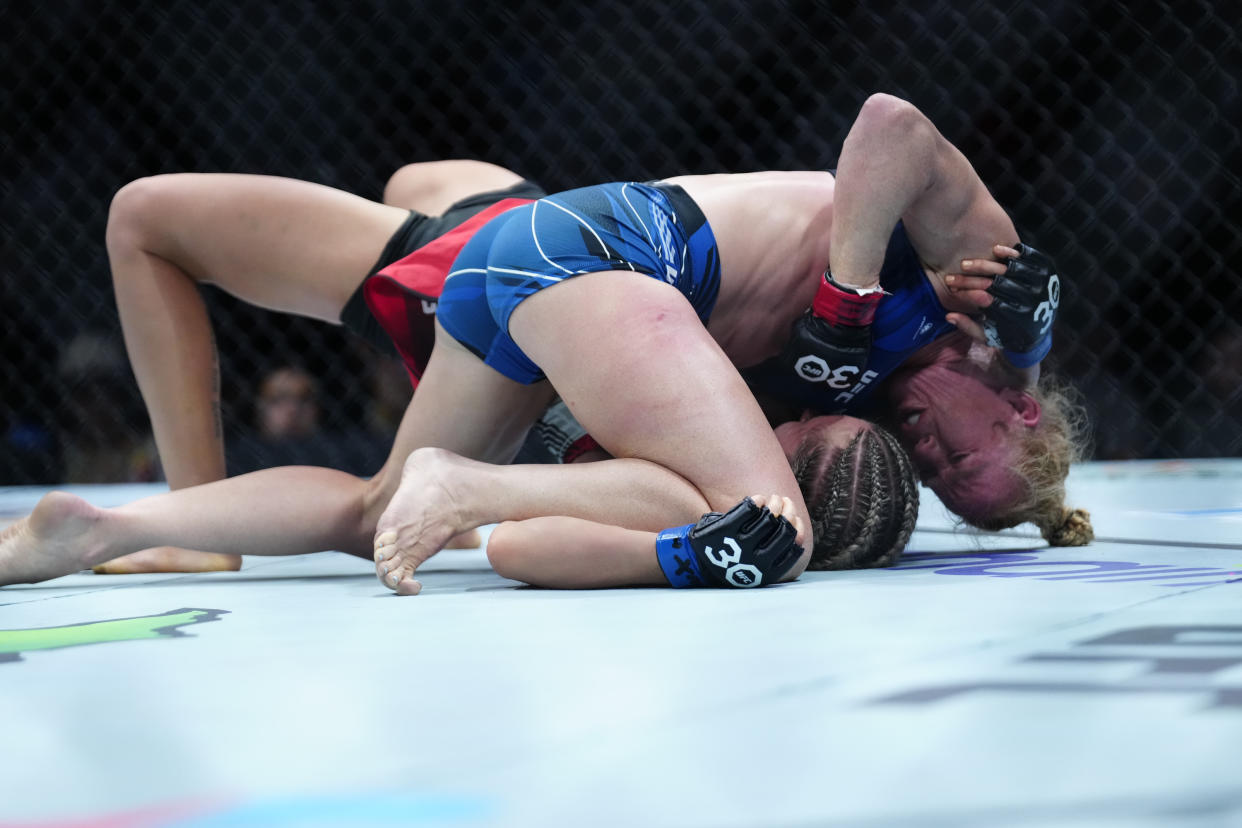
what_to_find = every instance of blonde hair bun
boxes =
[1043,507,1093,546]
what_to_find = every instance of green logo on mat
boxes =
[0,607,227,663]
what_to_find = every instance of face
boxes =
[774,414,871,464]
[885,364,1040,521]
[258,368,319,439]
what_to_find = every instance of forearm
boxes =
[487,517,665,588]
[485,497,808,590]
[830,94,939,287]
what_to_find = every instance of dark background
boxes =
[2,0,1239,484]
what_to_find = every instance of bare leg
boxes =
[371,446,719,589]
[382,160,525,213]
[0,323,555,588]
[511,273,811,524]
[0,465,373,586]
[97,165,529,573]
[382,159,529,552]
[378,447,711,539]
[370,328,557,594]
[97,174,408,573]
[373,274,815,594]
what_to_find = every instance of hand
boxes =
[655,495,804,589]
[780,311,871,387]
[980,242,1060,367]
[780,272,883,389]
[943,244,1020,344]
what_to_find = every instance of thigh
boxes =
[383,161,527,215]
[365,321,558,510]
[119,173,409,322]
[507,271,807,519]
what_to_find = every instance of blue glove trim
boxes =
[1003,331,1052,369]
[656,524,703,588]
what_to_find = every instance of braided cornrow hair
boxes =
[792,424,919,570]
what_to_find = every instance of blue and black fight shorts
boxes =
[436,181,722,384]
[340,179,548,369]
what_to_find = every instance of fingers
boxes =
[945,245,1019,307]
[945,267,999,311]
[749,493,783,513]
[781,496,805,548]
[944,284,994,310]
[750,494,806,548]
[945,273,996,290]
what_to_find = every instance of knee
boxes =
[857,93,926,136]
[382,160,523,213]
[484,521,528,582]
[105,175,180,256]
[382,164,425,207]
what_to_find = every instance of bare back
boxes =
[665,171,836,369]
[667,167,1009,373]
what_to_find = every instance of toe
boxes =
[383,564,405,591]
[374,531,397,562]
[395,576,422,596]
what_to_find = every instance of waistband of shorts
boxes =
[644,181,708,230]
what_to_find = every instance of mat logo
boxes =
[894,551,1240,587]
[0,607,227,664]
[874,624,1242,711]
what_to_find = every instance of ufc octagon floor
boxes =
[1,459,1239,828]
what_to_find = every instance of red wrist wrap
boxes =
[811,272,882,326]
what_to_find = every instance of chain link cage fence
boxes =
[2,0,1239,484]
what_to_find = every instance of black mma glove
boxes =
[779,272,884,389]
[656,498,804,589]
[981,243,1061,368]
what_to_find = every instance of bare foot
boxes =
[0,491,109,586]
[373,447,479,595]
[93,548,243,575]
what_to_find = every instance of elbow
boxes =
[856,94,933,145]
[852,93,938,184]
[859,93,919,125]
